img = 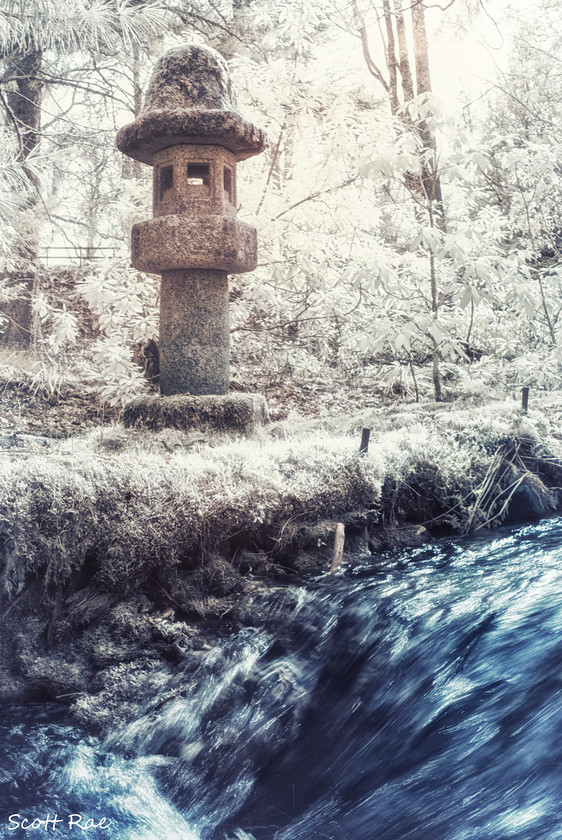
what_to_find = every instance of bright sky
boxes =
[429,0,512,110]
[312,0,514,119]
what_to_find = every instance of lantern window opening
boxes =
[187,163,211,187]
[223,167,234,204]
[159,164,174,200]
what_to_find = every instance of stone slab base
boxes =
[123,393,267,434]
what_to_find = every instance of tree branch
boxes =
[273,175,361,220]
[351,0,389,91]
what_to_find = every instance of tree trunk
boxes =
[410,1,446,227]
[394,0,415,103]
[382,0,400,114]
[1,47,43,347]
[411,1,432,95]
[6,48,43,167]
[132,42,143,179]
[429,249,443,401]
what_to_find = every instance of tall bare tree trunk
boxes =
[351,0,447,400]
[411,1,432,94]
[410,2,445,226]
[132,42,143,179]
[1,47,42,346]
[394,0,414,103]
[382,0,400,114]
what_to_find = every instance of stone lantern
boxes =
[116,45,267,431]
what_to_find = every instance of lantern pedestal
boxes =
[159,269,229,396]
[122,392,267,434]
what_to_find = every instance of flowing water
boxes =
[2,516,562,840]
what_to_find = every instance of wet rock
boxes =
[0,673,37,703]
[504,476,556,523]
[368,524,429,553]
[17,652,91,699]
[0,432,52,450]
[232,549,280,578]
[341,510,372,554]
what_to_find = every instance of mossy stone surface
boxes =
[123,393,268,433]
[132,217,257,274]
[159,269,230,396]
[143,44,236,112]
[116,45,265,164]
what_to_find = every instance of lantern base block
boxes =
[123,392,267,434]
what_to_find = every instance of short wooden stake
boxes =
[330,522,345,574]
[359,427,371,454]
[521,386,529,413]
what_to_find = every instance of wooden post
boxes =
[330,523,345,574]
[359,427,371,454]
[521,387,529,413]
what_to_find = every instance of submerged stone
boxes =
[504,477,556,523]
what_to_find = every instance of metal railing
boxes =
[38,246,120,267]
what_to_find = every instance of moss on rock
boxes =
[123,393,267,433]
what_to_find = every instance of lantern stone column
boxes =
[116,45,267,432]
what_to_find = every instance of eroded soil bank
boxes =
[1,372,562,729]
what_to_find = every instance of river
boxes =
[1,516,562,839]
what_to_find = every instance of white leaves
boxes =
[33,292,52,323]
[91,337,147,406]
[466,256,499,281]
[471,151,491,174]
[504,284,537,320]
[32,297,79,354]
[359,124,423,183]
[0,140,47,248]
[402,92,443,130]
[75,261,157,404]
[410,226,443,253]
[499,149,522,174]
[420,226,443,253]
[48,306,79,350]
[358,157,394,180]
[427,319,444,345]
[0,0,169,55]
[441,232,470,262]
[78,264,156,341]
[459,285,482,310]
[393,328,415,353]
[114,0,170,53]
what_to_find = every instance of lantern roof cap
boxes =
[116,45,266,164]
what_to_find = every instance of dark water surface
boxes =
[2,517,562,839]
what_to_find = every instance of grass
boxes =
[1,391,562,603]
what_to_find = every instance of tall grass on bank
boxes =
[1,396,561,601]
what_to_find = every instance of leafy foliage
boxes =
[76,259,158,404]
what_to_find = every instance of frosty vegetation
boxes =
[1,388,561,603]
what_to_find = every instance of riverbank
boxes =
[1,359,562,727]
